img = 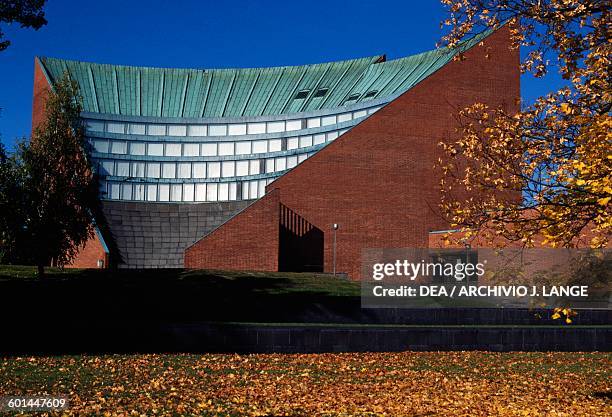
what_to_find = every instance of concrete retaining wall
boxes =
[2,322,609,354]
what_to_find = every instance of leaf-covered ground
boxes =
[1,352,610,416]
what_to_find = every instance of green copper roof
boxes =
[38,30,491,119]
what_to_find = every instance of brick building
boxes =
[33,26,519,276]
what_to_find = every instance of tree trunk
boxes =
[37,264,45,278]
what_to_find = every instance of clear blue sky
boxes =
[0,0,563,149]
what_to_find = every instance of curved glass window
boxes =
[195,184,206,201]
[87,120,105,132]
[268,139,282,152]
[168,125,187,136]
[178,163,191,178]
[228,124,247,136]
[107,122,125,134]
[193,163,206,178]
[267,121,284,133]
[235,141,251,155]
[208,162,220,178]
[148,143,163,156]
[218,142,234,156]
[165,143,181,156]
[146,184,157,201]
[321,115,336,126]
[252,140,267,154]
[202,143,217,156]
[188,125,207,136]
[148,124,166,135]
[299,136,312,148]
[147,163,160,178]
[111,141,127,154]
[130,142,146,155]
[209,125,227,136]
[170,184,182,202]
[159,184,170,201]
[183,143,199,156]
[132,162,145,177]
[92,139,109,153]
[162,163,175,179]
[206,183,218,201]
[247,122,266,134]
[183,184,195,202]
[236,160,249,176]
[116,162,130,177]
[100,160,114,176]
[129,123,145,135]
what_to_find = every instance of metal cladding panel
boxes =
[283,62,330,114]
[162,70,186,118]
[183,71,210,118]
[140,68,163,117]
[223,69,258,116]
[383,51,448,96]
[51,60,98,112]
[38,28,494,118]
[203,69,234,117]
[314,58,377,111]
[117,66,139,115]
[242,68,283,116]
[91,65,116,114]
[300,59,353,112]
[262,66,305,115]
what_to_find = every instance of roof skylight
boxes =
[294,90,310,100]
[313,88,329,98]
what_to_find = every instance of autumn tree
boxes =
[438,0,610,248]
[0,0,47,51]
[19,75,100,276]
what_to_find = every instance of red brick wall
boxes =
[66,230,109,268]
[32,59,51,133]
[267,26,520,279]
[185,27,520,279]
[185,189,281,271]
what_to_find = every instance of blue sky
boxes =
[0,0,563,149]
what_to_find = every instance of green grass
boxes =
[0,265,367,327]
[0,264,361,297]
[0,265,606,327]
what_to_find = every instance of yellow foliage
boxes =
[437,0,611,249]
[1,352,611,416]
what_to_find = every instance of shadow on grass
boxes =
[0,265,609,355]
[0,266,362,322]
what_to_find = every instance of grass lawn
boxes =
[0,265,360,296]
[0,265,597,324]
[0,265,363,325]
[1,352,610,416]
[0,265,500,325]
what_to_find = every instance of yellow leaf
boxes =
[597,197,610,206]
[560,103,572,114]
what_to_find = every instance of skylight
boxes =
[313,88,329,98]
[344,93,360,104]
[294,90,310,100]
